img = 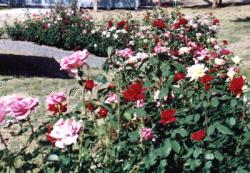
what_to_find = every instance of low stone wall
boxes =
[0,39,106,68]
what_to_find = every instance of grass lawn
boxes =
[1,5,250,150]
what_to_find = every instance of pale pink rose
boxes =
[214,58,226,66]
[136,99,145,108]
[60,50,89,76]
[0,102,6,124]
[115,48,133,59]
[105,93,118,104]
[154,45,168,54]
[8,96,39,121]
[136,52,149,60]
[46,92,66,105]
[49,118,82,148]
[139,127,156,142]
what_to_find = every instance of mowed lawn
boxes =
[0,5,250,150]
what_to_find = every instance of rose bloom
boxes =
[214,58,226,66]
[86,102,95,112]
[6,96,39,121]
[139,127,156,142]
[0,102,7,124]
[85,80,95,90]
[227,67,239,80]
[105,93,118,104]
[98,108,109,118]
[187,64,208,81]
[46,92,67,115]
[229,76,245,96]
[191,129,206,141]
[178,47,191,55]
[174,72,186,82]
[159,109,176,125]
[200,74,214,91]
[220,48,231,56]
[152,19,166,29]
[115,48,133,59]
[136,99,145,108]
[60,50,89,76]
[48,118,82,148]
[123,83,145,102]
[154,45,168,54]
[231,56,241,64]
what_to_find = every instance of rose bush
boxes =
[1,8,250,173]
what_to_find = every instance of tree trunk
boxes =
[93,0,98,12]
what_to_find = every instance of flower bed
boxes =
[1,8,250,172]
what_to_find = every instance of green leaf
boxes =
[230,98,238,108]
[163,141,172,157]
[124,111,132,120]
[207,124,215,136]
[211,97,219,107]
[213,151,224,161]
[205,152,214,160]
[216,124,233,135]
[228,117,236,126]
[128,131,139,142]
[193,148,202,158]
[135,108,146,117]
[178,128,188,137]
[159,87,169,99]
[171,141,181,153]
[94,74,107,84]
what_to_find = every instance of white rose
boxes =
[214,58,226,65]
[231,56,241,64]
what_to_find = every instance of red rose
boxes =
[172,22,180,29]
[152,19,166,29]
[159,109,176,125]
[178,17,188,25]
[98,108,109,118]
[229,76,245,96]
[200,74,214,83]
[191,129,206,141]
[222,40,229,45]
[123,83,145,102]
[85,80,95,90]
[212,18,220,25]
[86,102,94,112]
[220,49,231,55]
[174,72,186,82]
[107,20,113,28]
[116,20,126,28]
[200,74,214,91]
[48,103,67,115]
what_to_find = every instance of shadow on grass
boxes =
[232,17,250,23]
[0,54,70,79]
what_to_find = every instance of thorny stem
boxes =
[0,131,8,149]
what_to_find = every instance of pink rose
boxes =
[139,127,156,142]
[105,93,118,104]
[48,118,82,148]
[46,92,66,105]
[136,99,145,108]
[115,48,133,59]
[154,45,168,54]
[60,50,89,76]
[7,96,39,121]
[0,102,6,124]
